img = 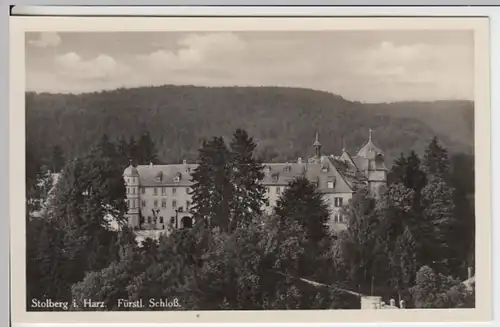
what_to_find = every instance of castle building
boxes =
[123,130,387,233]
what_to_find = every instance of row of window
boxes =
[125,198,190,210]
[141,215,173,225]
[266,186,282,194]
[128,196,343,210]
[139,216,194,229]
[126,199,138,209]
[128,183,337,197]
[138,199,190,210]
[126,187,191,196]
[127,196,343,210]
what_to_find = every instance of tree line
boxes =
[26,129,475,311]
[336,137,475,307]
[25,86,474,168]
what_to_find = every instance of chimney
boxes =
[150,162,153,167]
[389,299,396,307]
[297,157,302,164]
[468,266,473,279]
[399,300,405,309]
[183,159,187,165]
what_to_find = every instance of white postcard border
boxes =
[9,14,492,324]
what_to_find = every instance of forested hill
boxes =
[25,85,474,167]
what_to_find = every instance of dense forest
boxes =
[25,85,474,168]
[26,129,475,311]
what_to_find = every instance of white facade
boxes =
[123,133,387,233]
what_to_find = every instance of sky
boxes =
[25,30,474,103]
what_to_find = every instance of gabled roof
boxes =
[262,163,307,185]
[132,154,370,192]
[136,164,197,186]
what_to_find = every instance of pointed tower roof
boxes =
[357,128,383,159]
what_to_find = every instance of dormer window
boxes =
[321,161,329,172]
[173,172,181,183]
[283,165,291,172]
[327,181,334,189]
[264,166,272,175]
[155,171,163,182]
[271,172,280,182]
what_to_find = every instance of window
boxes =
[125,199,130,208]
[186,201,190,209]
[141,187,145,194]
[185,187,189,195]
[126,187,129,194]
[159,216,164,224]
[170,217,175,224]
[327,181,334,189]
[334,197,343,207]
[141,200,146,208]
[334,213,341,223]
[154,200,158,208]
[147,216,152,224]
[172,200,177,209]
[178,207,184,213]
[153,188,158,196]
[162,199,167,208]
[132,187,135,194]
[161,187,166,195]
[172,188,177,195]
[276,187,281,194]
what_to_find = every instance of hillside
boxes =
[25,85,474,167]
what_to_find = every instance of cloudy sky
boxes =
[25,30,474,103]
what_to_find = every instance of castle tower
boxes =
[313,132,322,158]
[356,128,387,197]
[123,160,140,228]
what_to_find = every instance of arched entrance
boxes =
[181,216,193,229]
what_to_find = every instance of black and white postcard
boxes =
[9,15,491,324]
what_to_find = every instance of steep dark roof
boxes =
[131,156,368,192]
[136,164,196,186]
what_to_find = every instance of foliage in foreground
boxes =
[26,130,475,310]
